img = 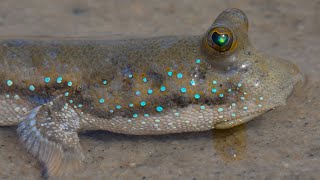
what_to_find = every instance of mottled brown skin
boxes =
[0,9,301,177]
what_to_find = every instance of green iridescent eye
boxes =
[212,32,229,47]
[207,27,234,52]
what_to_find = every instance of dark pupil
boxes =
[212,32,229,47]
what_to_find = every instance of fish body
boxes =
[0,9,301,176]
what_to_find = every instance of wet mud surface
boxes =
[0,0,319,179]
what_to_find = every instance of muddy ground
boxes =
[0,0,319,179]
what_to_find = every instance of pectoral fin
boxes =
[17,97,84,177]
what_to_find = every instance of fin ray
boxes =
[17,98,84,176]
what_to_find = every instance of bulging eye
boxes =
[207,27,234,52]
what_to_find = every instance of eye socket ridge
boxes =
[207,27,234,53]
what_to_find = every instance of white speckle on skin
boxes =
[14,95,20,100]
[14,107,21,112]
[22,108,28,113]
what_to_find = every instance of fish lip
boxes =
[280,58,303,84]
[280,60,304,101]
[212,98,284,129]
[213,106,271,129]
[213,72,301,129]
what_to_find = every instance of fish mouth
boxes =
[278,59,303,102]
[214,60,302,130]
[280,58,303,85]
[214,78,299,130]
[213,104,273,129]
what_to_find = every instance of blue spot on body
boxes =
[44,77,51,83]
[180,87,187,93]
[143,77,148,83]
[156,106,164,112]
[140,101,146,107]
[29,85,35,91]
[177,73,183,79]
[194,94,201,99]
[190,79,196,86]
[56,76,63,84]
[6,80,13,86]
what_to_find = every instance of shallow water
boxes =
[0,0,319,179]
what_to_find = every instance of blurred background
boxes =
[0,0,319,179]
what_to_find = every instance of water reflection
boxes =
[213,125,247,162]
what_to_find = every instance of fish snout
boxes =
[280,59,303,85]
